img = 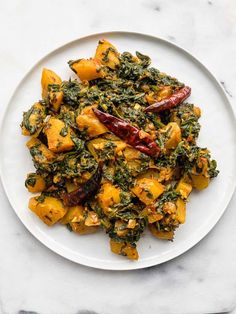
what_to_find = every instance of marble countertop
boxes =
[0,0,236,313]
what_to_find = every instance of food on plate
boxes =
[21,40,219,260]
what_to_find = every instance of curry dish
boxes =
[21,40,219,260]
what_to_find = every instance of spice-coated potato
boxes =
[29,196,67,226]
[110,239,139,260]
[131,177,164,205]
[97,182,121,215]
[25,173,46,193]
[69,58,105,81]
[149,224,174,240]
[162,122,182,149]
[76,105,108,138]
[21,102,46,137]
[95,39,120,69]
[26,137,55,163]
[41,68,62,98]
[44,117,74,153]
[190,174,210,190]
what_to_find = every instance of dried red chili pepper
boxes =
[144,86,191,113]
[63,163,102,207]
[93,108,160,157]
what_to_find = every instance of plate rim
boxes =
[1,30,236,270]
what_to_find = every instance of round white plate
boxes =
[1,32,236,270]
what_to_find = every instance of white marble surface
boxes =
[0,0,236,313]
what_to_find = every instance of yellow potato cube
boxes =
[25,173,46,193]
[60,205,85,224]
[70,222,99,235]
[162,122,181,149]
[95,39,120,69]
[149,224,174,240]
[41,68,62,98]
[176,198,186,224]
[44,117,74,153]
[97,182,121,215]
[21,102,46,137]
[49,90,64,112]
[76,105,108,138]
[190,174,210,190]
[123,147,141,161]
[131,178,164,205]
[26,137,55,162]
[110,239,139,260]
[69,58,105,81]
[29,196,67,226]
[87,137,126,161]
[176,178,192,199]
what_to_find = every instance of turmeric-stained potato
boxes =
[61,206,99,234]
[97,182,121,215]
[76,105,108,138]
[49,90,64,112]
[60,205,85,224]
[85,211,101,227]
[95,39,120,69]
[176,178,192,199]
[110,239,139,260]
[29,196,67,226]
[87,137,126,161]
[131,177,164,205]
[149,224,174,240]
[123,147,141,161]
[162,122,181,149]
[158,86,173,101]
[145,86,172,104]
[21,102,46,136]
[26,137,55,163]
[175,198,186,224]
[25,173,46,193]
[69,58,105,81]
[41,68,62,98]
[44,117,74,153]
[70,222,99,235]
[190,174,210,190]
[141,206,163,223]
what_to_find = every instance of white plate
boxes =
[1,31,236,270]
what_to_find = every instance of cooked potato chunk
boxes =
[131,178,164,205]
[69,58,105,81]
[61,206,99,234]
[49,90,64,112]
[95,39,120,69]
[41,68,62,98]
[145,86,172,104]
[26,137,55,163]
[60,205,85,224]
[123,147,141,161]
[141,206,163,223]
[87,137,126,161]
[25,173,46,193]
[176,198,186,224]
[176,178,192,199]
[70,222,99,234]
[110,239,139,260]
[29,196,67,226]
[76,105,108,138]
[21,102,46,136]
[97,182,121,215]
[44,117,74,153]
[190,174,210,190]
[162,122,181,149]
[149,224,174,240]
